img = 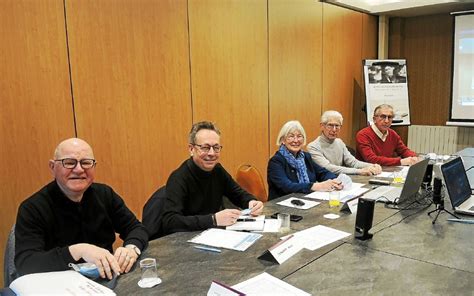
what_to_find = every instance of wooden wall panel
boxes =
[357,14,378,133]
[66,0,192,216]
[389,14,453,144]
[322,4,363,148]
[188,0,269,183]
[269,0,323,155]
[0,0,74,286]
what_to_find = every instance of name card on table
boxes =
[258,235,302,264]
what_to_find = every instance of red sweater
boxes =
[356,126,416,166]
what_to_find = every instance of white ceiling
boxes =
[323,0,474,17]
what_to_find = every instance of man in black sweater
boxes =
[15,138,148,280]
[162,121,264,234]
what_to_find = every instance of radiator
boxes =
[408,125,474,155]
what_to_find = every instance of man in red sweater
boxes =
[356,104,419,166]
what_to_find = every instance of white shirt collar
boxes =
[371,124,388,142]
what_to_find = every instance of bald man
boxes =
[15,138,148,280]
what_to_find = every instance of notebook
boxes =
[441,157,474,216]
[362,158,429,204]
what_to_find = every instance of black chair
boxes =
[142,186,167,241]
[4,224,17,287]
[347,146,356,157]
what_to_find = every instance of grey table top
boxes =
[113,174,474,295]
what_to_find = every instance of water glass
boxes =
[278,213,291,233]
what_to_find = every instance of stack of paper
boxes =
[189,228,262,251]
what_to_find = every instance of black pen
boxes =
[236,218,256,222]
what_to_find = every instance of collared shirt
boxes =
[371,124,388,142]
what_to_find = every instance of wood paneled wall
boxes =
[269,0,323,151]
[0,0,75,285]
[189,0,269,182]
[0,1,377,286]
[66,0,192,216]
[389,14,454,143]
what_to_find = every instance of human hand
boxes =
[114,246,138,274]
[371,164,382,174]
[311,179,343,192]
[401,156,419,166]
[215,209,242,226]
[69,243,120,279]
[358,167,374,176]
[248,200,263,216]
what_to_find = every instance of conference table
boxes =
[115,173,474,295]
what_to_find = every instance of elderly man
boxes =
[15,138,148,280]
[308,110,382,175]
[161,121,264,234]
[356,104,419,166]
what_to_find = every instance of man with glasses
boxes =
[161,121,263,234]
[308,110,382,175]
[15,138,148,280]
[356,104,418,166]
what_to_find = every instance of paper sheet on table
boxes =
[304,182,365,200]
[376,171,393,178]
[276,197,320,209]
[9,270,116,296]
[282,225,351,251]
[232,272,310,296]
[336,173,352,190]
[252,219,281,233]
[188,228,262,251]
[226,215,265,231]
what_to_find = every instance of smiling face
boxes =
[283,129,305,155]
[49,138,96,202]
[189,129,221,172]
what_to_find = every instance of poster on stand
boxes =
[363,59,410,126]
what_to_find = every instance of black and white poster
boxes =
[363,59,410,126]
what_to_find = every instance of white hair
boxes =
[276,120,307,146]
[321,110,343,125]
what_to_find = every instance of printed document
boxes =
[189,228,262,251]
[232,272,310,296]
[305,183,366,200]
[283,225,351,251]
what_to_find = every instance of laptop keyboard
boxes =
[363,186,401,202]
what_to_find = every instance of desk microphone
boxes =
[354,198,375,240]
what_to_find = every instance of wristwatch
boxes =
[125,244,141,256]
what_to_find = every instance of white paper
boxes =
[188,228,262,251]
[232,272,310,296]
[376,171,393,178]
[336,173,353,190]
[285,225,351,251]
[9,270,116,296]
[253,219,281,233]
[208,281,244,296]
[305,184,367,201]
[226,215,265,231]
[276,197,320,209]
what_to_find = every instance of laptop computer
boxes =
[441,157,474,216]
[363,158,429,204]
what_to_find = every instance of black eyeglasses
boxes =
[375,114,394,121]
[54,158,96,169]
[192,144,223,154]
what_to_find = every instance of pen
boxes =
[236,218,256,222]
[194,245,222,253]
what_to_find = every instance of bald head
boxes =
[50,138,96,202]
[54,138,94,160]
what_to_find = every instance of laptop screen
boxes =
[441,157,471,207]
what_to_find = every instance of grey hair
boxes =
[189,121,221,144]
[321,110,343,125]
[276,120,307,146]
[373,104,394,116]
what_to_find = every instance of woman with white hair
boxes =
[267,120,342,200]
[307,110,381,175]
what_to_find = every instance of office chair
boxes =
[4,224,17,287]
[235,164,268,203]
[142,186,167,241]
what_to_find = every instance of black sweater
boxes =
[15,181,148,276]
[162,158,256,234]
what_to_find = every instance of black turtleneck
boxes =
[162,158,255,234]
[15,181,148,276]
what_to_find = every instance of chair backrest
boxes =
[4,224,17,287]
[142,186,167,241]
[235,164,268,203]
[346,146,356,157]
